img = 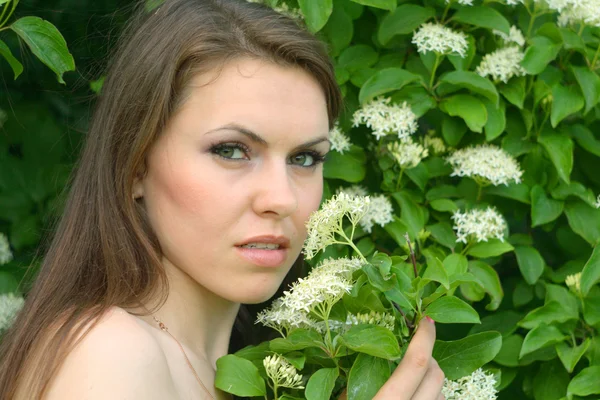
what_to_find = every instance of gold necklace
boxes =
[152,315,216,399]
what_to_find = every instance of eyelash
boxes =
[209,141,327,168]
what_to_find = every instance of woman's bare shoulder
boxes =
[43,306,178,400]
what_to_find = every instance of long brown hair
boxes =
[0,0,341,397]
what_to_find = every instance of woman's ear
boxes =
[132,175,144,199]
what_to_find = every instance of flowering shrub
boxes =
[1,0,600,397]
[212,0,600,398]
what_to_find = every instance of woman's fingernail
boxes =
[425,316,435,324]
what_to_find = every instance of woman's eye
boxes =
[290,152,325,168]
[212,143,248,160]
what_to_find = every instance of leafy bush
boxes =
[2,0,600,398]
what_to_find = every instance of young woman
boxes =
[0,1,445,399]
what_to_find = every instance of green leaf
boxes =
[338,45,378,72]
[427,222,457,249]
[391,192,426,238]
[564,200,600,246]
[441,116,467,146]
[571,66,600,114]
[532,359,569,400]
[551,181,597,207]
[439,71,499,105]
[347,354,390,400]
[339,325,401,359]
[439,94,487,133]
[467,239,514,258]
[519,301,577,329]
[234,342,270,362]
[581,246,600,296]
[444,254,468,277]
[538,129,573,184]
[470,311,523,337]
[215,355,267,396]
[429,199,458,212]
[469,260,504,311]
[556,339,590,373]
[452,6,510,34]
[298,0,333,32]
[486,183,531,204]
[433,331,502,380]
[531,185,564,227]
[425,296,480,324]
[270,329,323,352]
[521,36,562,75]
[567,366,600,396]
[551,84,584,127]
[305,368,339,400]
[570,124,600,157]
[363,263,395,291]
[519,325,566,358]
[514,246,545,285]
[0,39,23,80]
[422,256,450,289]
[378,5,435,44]
[10,16,75,84]
[499,77,526,109]
[358,68,422,104]
[484,99,506,141]
[584,291,600,326]
[494,334,523,367]
[350,0,395,10]
[323,145,366,182]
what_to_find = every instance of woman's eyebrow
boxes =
[205,123,331,150]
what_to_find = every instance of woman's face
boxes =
[136,58,330,304]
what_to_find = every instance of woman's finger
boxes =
[374,316,437,399]
[412,358,445,400]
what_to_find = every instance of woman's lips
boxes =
[235,246,289,267]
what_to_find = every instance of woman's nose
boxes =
[251,161,298,218]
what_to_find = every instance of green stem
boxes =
[0,0,18,29]
[338,229,367,262]
[395,168,405,190]
[0,2,9,28]
[440,1,452,24]
[590,43,600,70]
[273,385,279,400]
[429,54,441,89]
[476,184,483,202]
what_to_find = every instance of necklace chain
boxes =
[152,316,216,399]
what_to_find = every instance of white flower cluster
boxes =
[424,134,447,155]
[359,194,394,233]
[256,257,363,332]
[442,368,498,400]
[412,23,469,58]
[335,187,394,233]
[493,26,525,47]
[446,0,474,5]
[446,144,523,186]
[0,233,13,265]
[0,293,24,333]
[476,46,527,83]
[329,124,352,154]
[247,0,303,21]
[565,272,582,294]
[352,97,418,140]
[387,138,429,169]
[452,207,507,243]
[336,185,368,198]
[263,354,304,389]
[544,0,600,27]
[303,193,370,259]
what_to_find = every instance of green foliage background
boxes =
[2,0,600,398]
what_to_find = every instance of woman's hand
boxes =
[374,316,444,399]
[338,316,444,400]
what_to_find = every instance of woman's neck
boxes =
[127,257,241,368]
